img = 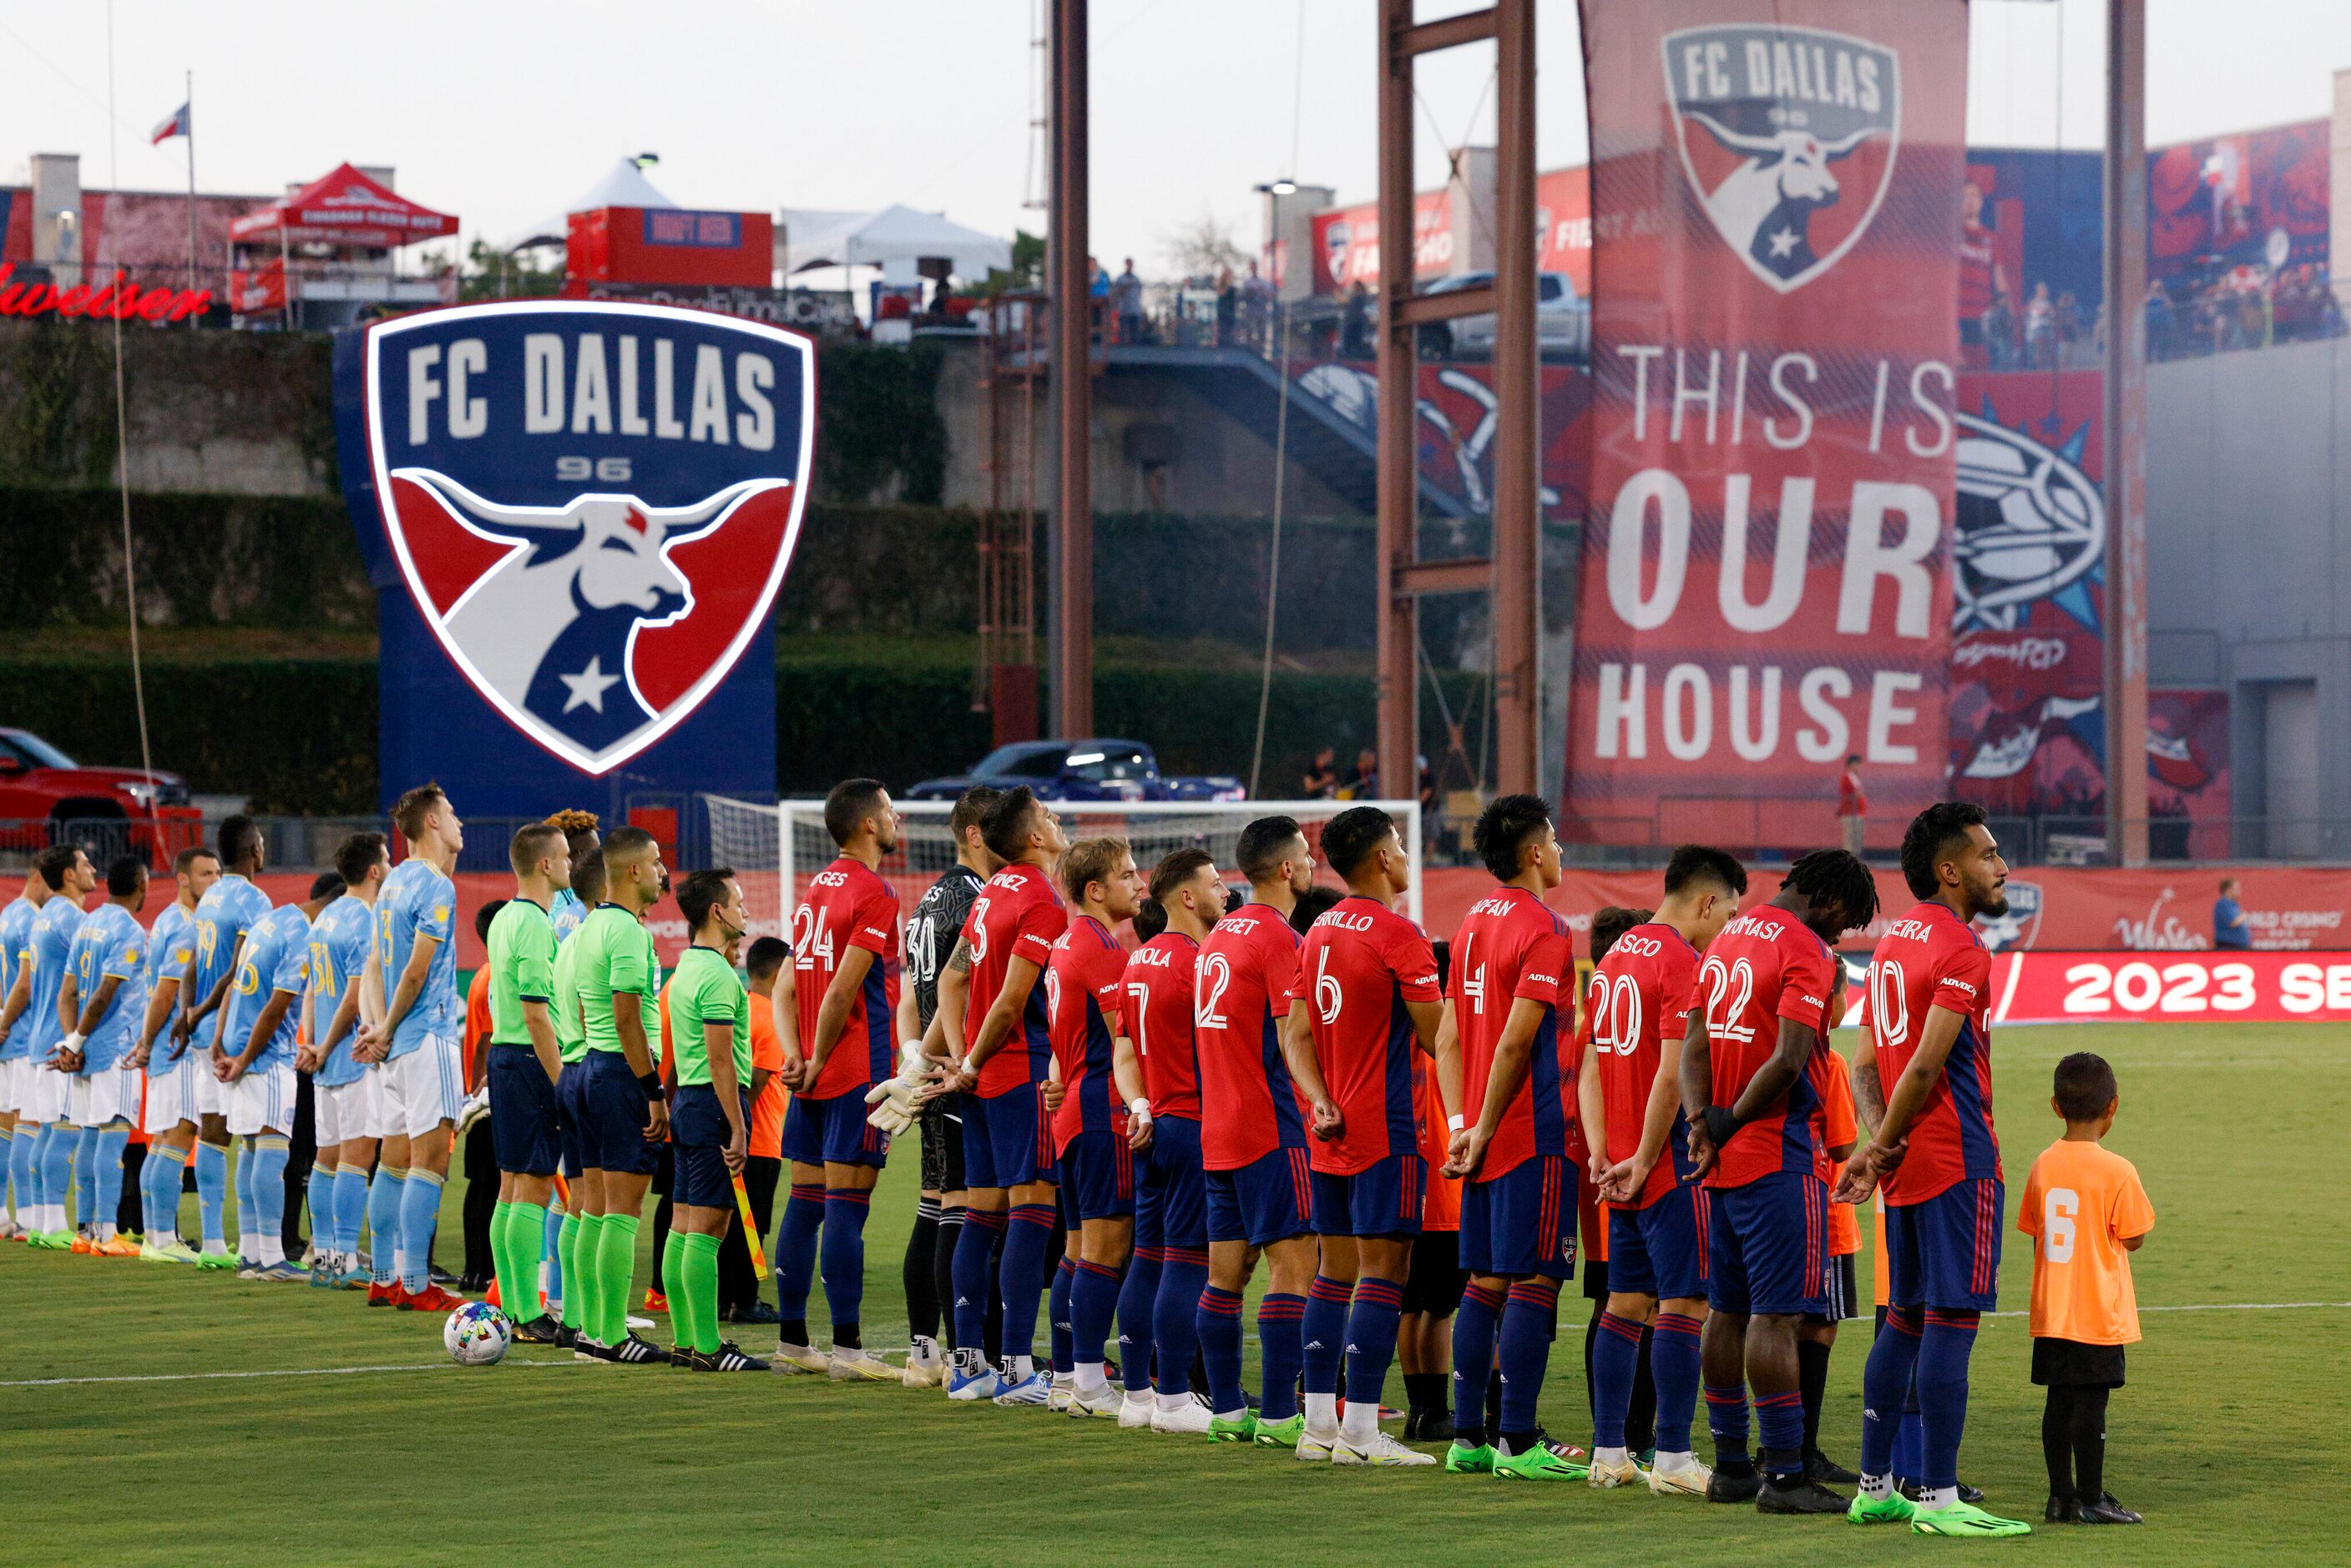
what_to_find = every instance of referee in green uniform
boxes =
[485,823,570,1342]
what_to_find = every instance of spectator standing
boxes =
[1241,259,1273,352]
[2212,878,2251,950]
[1339,746,1379,800]
[2143,281,2172,362]
[1215,266,1237,346]
[1838,754,1867,857]
[2025,282,2055,368]
[1340,281,1373,361]
[1114,258,1145,345]
[1089,255,1110,343]
[1302,747,1340,799]
[1982,291,2015,370]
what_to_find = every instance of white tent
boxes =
[499,159,677,252]
[778,203,1011,283]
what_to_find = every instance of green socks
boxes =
[682,1232,721,1355]
[573,1214,606,1338]
[661,1230,693,1351]
[557,1211,585,1329]
[596,1211,640,1346]
[490,1201,515,1313]
[491,1201,548,1319]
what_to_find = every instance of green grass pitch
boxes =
[3,1021,2343,1565]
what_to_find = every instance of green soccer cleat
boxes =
[1909,1500,2031,1539]
[1848,1491,1919,1526]
[1444,1441,1496,1474]
[1492,1439,1590,1482]
[1253,1413,1307,1449]
[195,1250,238,1270]
[1207,1411,1258,1444]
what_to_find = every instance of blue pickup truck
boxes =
[904,739,1246,803]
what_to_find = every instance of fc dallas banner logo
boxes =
[1567,1,1965,847]
[348,301,813,775]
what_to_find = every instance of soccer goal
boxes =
[701,795,1425,943]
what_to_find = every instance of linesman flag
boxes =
[151,101,191,145]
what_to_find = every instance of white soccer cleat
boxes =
[992,1372,1054,1406]
[1646,1455,1713,1496]
[1589,1455,1645,1490]
[945,1360,1004,1402]
[1046,1372,1076,1412]
[771,1340,831,1375]
[1333,1432,1438,1467]
[902,1354,945,1389]
[1150,1395,1216,1436]
[828,1351,899,1382]
[1118,1393,1157,1430]
[1068,1383,1125,1419]
[1296,1426,1341,1463]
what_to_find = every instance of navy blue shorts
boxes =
[963,1084,1054,1191]
[1605,1185,1709,1302]
[1704,1169,1829,1318]
[554,1060,588,1179]
[672,1084,751,1209]
[580,1051,660,1176]
[1885,1176,2004,1313]
[1309,1151,1426,1239]
[1459,1154,1576,1279]
[1058,1126,1135,1222]
[781,1088,890,1169]
[1137,1115,1207,1252]
[488,1046,561,1176]
[1206,1145,1313,1247]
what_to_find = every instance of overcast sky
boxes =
[6,1,2351,276]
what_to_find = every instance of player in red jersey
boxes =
[933,787,1070,1401]
[1835,802,2030,1538]
[1090,847,1226,1433]
[771,778,902,1378]
[1679,847,1878,1515]
[1194,816,1318,1449]
[1580,843,1747,1495]
[1280,806,1457,1468]
[1040,837,1145,1414]
[1438,795,1585,1481]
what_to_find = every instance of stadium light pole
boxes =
[1049,0,1095,740]
[2102,0,2150,867]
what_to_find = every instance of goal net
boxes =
[701,795,1425,943]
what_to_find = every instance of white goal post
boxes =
[702,795,1424,943]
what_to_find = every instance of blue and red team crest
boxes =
[1661,23,1900,294]
[337,301,813,782]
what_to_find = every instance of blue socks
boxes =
[8,1124,35,1221]
[1452,1282,1505,1435]
[819,1187,872,1344]
[38,1124,73,1222]
[1916,1310,1980,1490]
[1342,1276,1404,1407]
[250,1137,290,1255]
[1706,1380,1752,1467]
[1861,1305,1924,1477]
[953,1208,1009,1357]
[1757,1388,1807,1476]
[1497,1281,1559,1441]
[367,1166,406,1283]
[306,1163,334,1253]
[1257,1292,1306,1421]
[998,1204,1056,1364]
[1152,1248,1209,1399]
[145,1143,188,1239]
[73,1125,99,1227]
[90,1126,128,1232]
[1070,1257,1120,1367]
[1116,1247,1161,1391]
[333,1166,369,1258]
[233,1140,258,1252]
[1590,1308,1645,1448]
[773,1182,826,1320]
[1198,1284,1246,1414]
[1301,1275,1351,1397]
[1050,1255,1078,1374]
[1651,1310,1705,1454]
[397,1168,442,1292]
[195,1141,231,1247]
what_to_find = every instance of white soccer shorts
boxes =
[68,1067,138,1128]
[25,1062,72,1124]
[379,1034,463,1139]
[143,1064,196,1136]
[225,1060,296,1137]
[192,1064,227,1118]
[0,1057,32,1115]
[314,1075,376,1148]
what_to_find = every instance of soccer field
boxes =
[3,1021,2343,1567]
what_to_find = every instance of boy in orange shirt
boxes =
[2019,1051,2153,1526]
[718,937,790,1324]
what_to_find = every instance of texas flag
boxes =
[150,102,190,145]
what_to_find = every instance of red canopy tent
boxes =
[229,163,458,248]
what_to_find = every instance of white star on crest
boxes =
[1767,227,1799,259]
[560,657,621,714]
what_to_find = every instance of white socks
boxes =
[1860,1472,1895,1500]
[1596,1445,1631,1467]
[1304,1391,1338,1432]
[1156,1390,1191,1412]
[258,1235,286,1267]
[1340,1399,1378,1445]
[1920,1485,1959,1511]
[1005,1354,1034,1383]
[201,1237,229,1257]
[1074,1361,1106,1394]
[1656,1449,1699,1474]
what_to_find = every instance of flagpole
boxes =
[183,71,197,300]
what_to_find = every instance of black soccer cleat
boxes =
[2045,1494,2079,1523]
[554,1323,578,1350]
[610,1333,665,1364]
[1707,1464,1763,1505]
[511,1314,563,1346]
[1757,1476,1850,1515]
[1416,1410,1457,1443]
[2076,1494,2142,1525]
[709,1341,771,1372]
[1805,1448,1860,1485]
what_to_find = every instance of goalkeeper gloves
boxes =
[863,1040,932,1136]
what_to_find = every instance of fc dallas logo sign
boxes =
[1661,24,1900,293]
[354,301,814,774]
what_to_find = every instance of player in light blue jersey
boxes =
[546,809,600,943]
[355,784,468,1312]
[0,862,57,1239]
[218,873,341,1281]
[128,845,222,1261]
[56,856,150,1255]
[0,845,96,1247]
[172,817,273,1267]
[300,832,391,1287]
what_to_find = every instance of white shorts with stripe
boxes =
[143,1064,197,1135]
[25,1062,72,1124]
[68,1067,139,1127]
[225,1061,296,1136]
[379,1034,462,1139]
[0,1057,33,1115]
[315,1075,376,1148]
[192,1065,228,1117]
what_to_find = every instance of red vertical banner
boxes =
[1567,3,1969,850]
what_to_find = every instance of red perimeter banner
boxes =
[1875,950,2351,1026]
[1568,3,1968,845]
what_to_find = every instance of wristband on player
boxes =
[1446,1113,1464,1134]
[1701,1105,1739,1148]
[639,1071,664,1102]
[62,1032,86,1053]
[1127,1096,1151,1119]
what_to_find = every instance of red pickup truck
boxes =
[0,727,205,865]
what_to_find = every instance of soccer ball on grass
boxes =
[444,1301,512,1366]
